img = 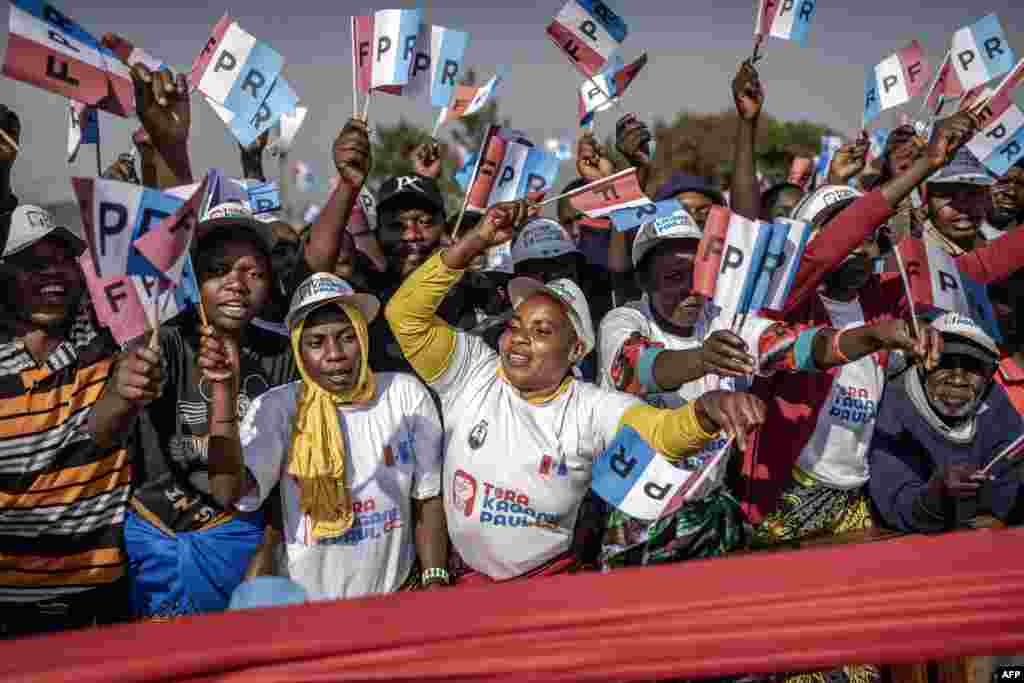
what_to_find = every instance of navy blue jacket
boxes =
[869,370,1024,533]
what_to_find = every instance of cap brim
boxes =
[632,233,700,268]
[508,277,594,356]
[377,190,445,216]
[286,292,381,331]
[927,173,995,187]
[3,225,87,260]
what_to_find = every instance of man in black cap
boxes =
[367,173,480,372]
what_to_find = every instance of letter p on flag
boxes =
[591,426,694,521]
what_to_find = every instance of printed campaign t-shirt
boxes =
[796,295,884,489]
[131,314,297,532]
[238,373,443,600]
[435,332,639,581]
[598,298,776,498]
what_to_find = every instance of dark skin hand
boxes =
[700,330,756,377]
[412,141,442,179]
[731,60,763,221]
[577,132,614,182]
[693,390,766,452]
[239,130,269,181]
[130,64,192,185]
[827,132,869,185]
[334,119,372,190]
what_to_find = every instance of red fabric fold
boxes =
[3,528,1023,682]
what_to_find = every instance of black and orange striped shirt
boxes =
[0,308,129,605]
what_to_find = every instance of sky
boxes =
[1,0,1023,210]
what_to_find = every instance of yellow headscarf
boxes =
[288,301,376,541]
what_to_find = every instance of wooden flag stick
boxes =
[531,167,635,209]
[751,34,765,64]
[892,245,921,340]
[979,437,1024,477]
[917,49,951,121]
[148,291,162,351]
[361,91,373,122]
[0,128,20,154]
[351,18,359,120]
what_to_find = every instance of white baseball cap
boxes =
[2,205,86,259]
[931,312,999,361]
[510,219,579,266]
[285,272,380,331]
[508,277,596,357]
[631,208,702,268]
[792,185,864,226]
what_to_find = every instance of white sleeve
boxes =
[430,330,499,399]
[237,385,297,512]
[597,306,650,391]
[406,381,443,500]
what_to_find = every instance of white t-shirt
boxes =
[237,373,443,600]
[597,298,775,497]
[796,295,883,489]
[434,332,640,580]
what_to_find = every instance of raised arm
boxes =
[239,131,268,182]
[386,198,534,382]
[130,64,193,188]
[302,120,372,276]
[955,227,1024,284]
[89,340,163,449]
[730,60,763,221]
[784,112,979,312]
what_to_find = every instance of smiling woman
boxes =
[385,198,767,583]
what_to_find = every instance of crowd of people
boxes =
[0,47,1023,680]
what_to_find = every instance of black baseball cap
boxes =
[377,174,446,220]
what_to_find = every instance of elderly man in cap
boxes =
[202,273,447,599]
[0,206,132,637]
[870,313,1024,532]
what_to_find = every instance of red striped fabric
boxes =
[3,528,1022,682]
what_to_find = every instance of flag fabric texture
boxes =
[546,0,628,78]
[863,41,931,125]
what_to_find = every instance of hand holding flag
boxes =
[132,64,190,153]
[733,59,765,122]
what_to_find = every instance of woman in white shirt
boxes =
[200,273,450,599]
[385,197,767,583]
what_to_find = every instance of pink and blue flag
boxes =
[863,41,931,125]
[748,221,792,312]
[192,16,285,128]
[131,177,208,287]
[812,135,843,188]
[518,148,560,198]
[579,52,647,126]
[454,149,479,192]
[569,167,649,218]
[404,24,470,108]
[758,218,813,313]
[755,0,816,47]
[610,198,684,233]
[547,0,627,78]
[67,101,98,163]
[4,0,134,116]
[371,8,422,92]
[967,87,1024,176]
[591,426,697,521]
[693,208,776,318]
[951,14,1016,92]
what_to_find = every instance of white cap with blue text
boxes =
[930,312,999,360]
[511,218,580,266]
[286,272,381,331]
[631,206,702,268]
[508,277,596,357]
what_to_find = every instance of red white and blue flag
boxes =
[863,41,931,125]
[464,125,531,212]
[547,0,628,78]
[591,426,699,521]
[967,87,1024,176]
[950,14,1016,92]
[694,207,775,318]
[67,100,98,163]
[568,167,648,218]
[3,0,134,116]
[579,53,647,127]
[755,0,816,48]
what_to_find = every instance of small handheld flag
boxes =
[755,0,816,48]
[950,14,1016,93]
[546,0,628,79]
[564,167,648,217]
[863,41,931,125]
